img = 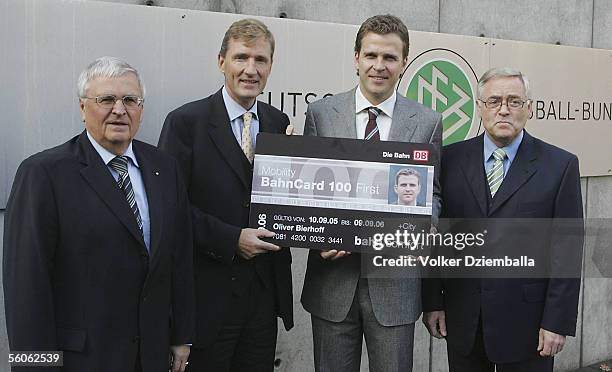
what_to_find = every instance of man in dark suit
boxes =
[300,15,442,372]
[3,56,194,372]
[422,67,584,371]
[158,18,293,372]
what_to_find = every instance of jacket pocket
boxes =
[57,327,86,352]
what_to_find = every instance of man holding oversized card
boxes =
[158,19,293,372]
[300,14,442,372]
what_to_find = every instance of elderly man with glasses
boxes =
[3,56,194,372]
[423,67,583,372]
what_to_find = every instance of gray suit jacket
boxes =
[300,87,442,326]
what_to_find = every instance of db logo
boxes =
[413,150,429,161]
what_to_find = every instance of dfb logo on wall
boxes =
[398,49,479,145]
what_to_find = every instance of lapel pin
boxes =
[154,171,160,176]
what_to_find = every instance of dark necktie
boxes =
[108,156,143,233]
[365,107,381,140]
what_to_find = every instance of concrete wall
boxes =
[593,0,612,50]
[1,1,610,371]
[95,0,605,48]
[582,177,612,367]
[92,0,612,52]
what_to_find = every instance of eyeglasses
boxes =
[478,97,530,110]
[83,95,144,109]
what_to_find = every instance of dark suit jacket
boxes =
[158,89,293,348]
[3,132,194,372]
[422,131,583,363]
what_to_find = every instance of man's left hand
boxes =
[170,345,190,372]
[537,328,566,357]
[285,124,296,135]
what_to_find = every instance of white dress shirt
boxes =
[86,131,151,251]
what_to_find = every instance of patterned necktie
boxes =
[487,148,507,197]
[108,156,143,233]
[241,112,254,163]
[365,107,381,140]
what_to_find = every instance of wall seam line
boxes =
[437,0,441,33]
[591,0,595,48]
[579,176,589,368]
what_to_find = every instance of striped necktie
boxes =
[241,112,254,163]
[365,107,381,140]
[487,148,507,197]
[109,156,143,233]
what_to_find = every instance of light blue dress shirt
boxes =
[222,86,260,149]
[483,130,524,178]
[87,132,151,251]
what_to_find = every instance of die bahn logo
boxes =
[413,150,429,161]
[398,49,479,145]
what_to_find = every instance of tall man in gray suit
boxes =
[301,15,442,372]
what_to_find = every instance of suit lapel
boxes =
[77,132,147,249]
[134,142,163,261]
[258,104,277,134]
[458,135,488,216]
[488,132,537,215]
[388,96,418,142]
[207,90,251,188]
[333,89,358,139]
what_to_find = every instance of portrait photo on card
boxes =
[387,165,432,207]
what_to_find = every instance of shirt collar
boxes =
[355,85,396,118]
[483,130,524,164]
[222,86,258,122]
[86,131,139,168]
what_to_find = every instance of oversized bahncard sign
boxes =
[398,49,479,145]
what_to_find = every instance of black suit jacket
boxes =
[3,132,194,372]
[158,89,293,348]
[423,131,583,363]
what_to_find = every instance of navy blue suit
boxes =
[423,131,583,366]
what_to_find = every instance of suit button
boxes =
[243,201,250,208]
[133,336,140,343]
[231,277,236,281]
[143,296,148,302]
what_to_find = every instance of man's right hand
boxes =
[237,228,280,260]
[320,249,351,260]
[423,310,447,339]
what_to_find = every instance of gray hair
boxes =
[77,56,146,98]
[477,67,531,99]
